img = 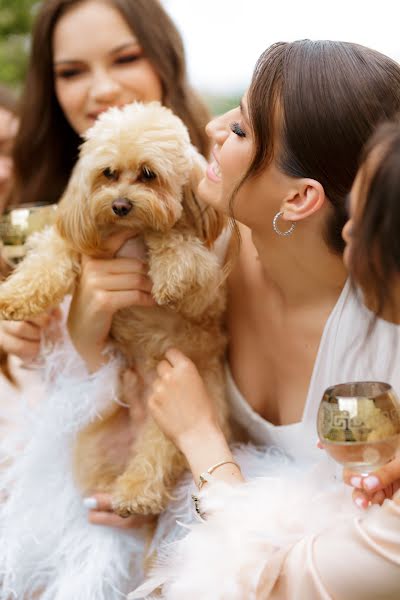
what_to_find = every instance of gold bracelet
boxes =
[197,460,241,490]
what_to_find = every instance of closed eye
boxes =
[230,121,246,138]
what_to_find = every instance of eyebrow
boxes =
[54,41,139,65]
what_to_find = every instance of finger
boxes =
[90,273,153,293]
[156,359,172,378]
[362,458,400,493]
[82,256,149,277]
[0,332,39,360]
[97,290,157,313]
[352,488,369,510]
[26,312,53,329]
[88,510,154,530]
[369,488,390,505]
[164,347,190,367]
[102,232,138,257]
[343,470,364,489]
[83,493,113,512]
[1,320,42,341]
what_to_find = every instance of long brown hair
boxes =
[349,119,400,318]
[10,0,210,207]
[0,84,18,116]
[243,40,400,253]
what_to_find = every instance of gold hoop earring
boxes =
[272,211,296,237]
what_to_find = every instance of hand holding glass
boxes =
[317,381,400,475]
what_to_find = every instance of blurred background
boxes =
[0,0,399,114]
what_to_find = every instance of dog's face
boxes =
[57,102,216,254]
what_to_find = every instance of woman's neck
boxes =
[250,224,347,309]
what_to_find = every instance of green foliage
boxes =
[0,0,39,88]
[204,93,243,117]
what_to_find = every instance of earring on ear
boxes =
[272,211,296,237]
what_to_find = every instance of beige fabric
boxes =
[257,496,400,599]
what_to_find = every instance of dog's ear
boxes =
[182,149,226,247]
[56,156,101,255]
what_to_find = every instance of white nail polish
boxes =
[354,496,366,510]
[350,476,362,488]
[83,497,98,509]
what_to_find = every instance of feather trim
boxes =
[130,447,357,600]
[0,339,147,600]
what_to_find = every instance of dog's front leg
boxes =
[145,230,224,319]
[0,227,78,320]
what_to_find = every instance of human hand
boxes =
[0,309,61,365]
[67,232,156,371]
[83,493,156,530]
[148,348,221,451]
[344,456,400,509]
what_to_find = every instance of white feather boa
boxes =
[130,447,358,600]
[0,340,147,600]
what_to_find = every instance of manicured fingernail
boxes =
[350,476,362,488]
[354,496,367,510]
[83,497,98,509]
[363,476,380,491]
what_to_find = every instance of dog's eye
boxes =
[103,167,119,181]
[140,166,157,181]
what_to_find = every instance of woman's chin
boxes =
[197,177,228,214]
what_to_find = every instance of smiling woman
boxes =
[0,0,211,528]
[52,1,163,135]
[9,0,210,209]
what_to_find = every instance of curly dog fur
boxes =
[0,102,228,515]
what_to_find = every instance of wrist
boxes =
[177,420,226,456]
[178,423,236,484]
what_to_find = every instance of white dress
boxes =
[131,279,400,600]
[227,278,400,460]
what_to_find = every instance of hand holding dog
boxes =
[149,349,241,486]
[0,309,61,364]
[68,231,156,372]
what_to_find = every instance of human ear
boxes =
[280,179,325,222]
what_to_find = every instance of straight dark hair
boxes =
[244,40,400,253]
[10,0,210,208]
[349,119,400,318]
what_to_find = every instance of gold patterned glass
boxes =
[317,381,400,475]
[0,203,57,268]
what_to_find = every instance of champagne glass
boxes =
[0,203,58,268]
[317,381,400,475]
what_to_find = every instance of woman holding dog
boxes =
[0,0,209,497]
[126,41,400,597]
[132,109,400,600]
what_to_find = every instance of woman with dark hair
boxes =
[126,41,400,599]
[342,118,400,511]
[0,84,18,212]
[0,1,209,396]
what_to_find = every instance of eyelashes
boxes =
[230,121,246,138]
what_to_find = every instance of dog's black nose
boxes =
[112,198,133,217]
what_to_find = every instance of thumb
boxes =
[102,231,136,257]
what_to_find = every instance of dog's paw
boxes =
[112,478,167,517]
[0,298,31,321]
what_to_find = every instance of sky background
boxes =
[163,0,400,95]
